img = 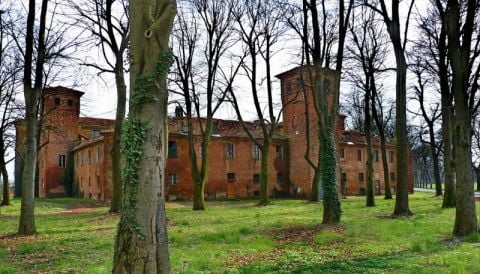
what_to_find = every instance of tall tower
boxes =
[37,87,83,197]
[277,66,344,197]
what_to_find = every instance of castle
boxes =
[14,66,414,200]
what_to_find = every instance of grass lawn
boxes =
[1,193,480,273]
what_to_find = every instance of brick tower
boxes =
[37,87,83,197]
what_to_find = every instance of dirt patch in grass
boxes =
[266,224,345,244]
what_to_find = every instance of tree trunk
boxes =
[476,168,480,192]
[444,0,477,236]
[113,1,175,272]
[0,150,10,206]
[365,77,375,207]
[18,97,38,235]
[442,107,455,207]
[110,60,127,214]
[391,45,411,216]
[310,168,321,202]
[259,141,271,206]
[380,134,392,199]
[321,130,341,223]
[192,177,206,210]
[428,125,442,196]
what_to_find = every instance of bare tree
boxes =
[113,0,175,272]
[170,0,239,210]
[67,0,129,213]
[228,0,287,206]
[347,5,390,206]
[0,7,22,206]
[365,0,415,216]
[409,61,443,196]
[435,0,479,236]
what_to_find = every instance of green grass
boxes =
[0,194,479,273]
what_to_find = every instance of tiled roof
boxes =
[72,136,104,151]
[78,117,115,127]
[169,117,287,140]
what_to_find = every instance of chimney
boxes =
[175,106,184,118]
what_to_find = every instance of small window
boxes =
[212,123,219,135]
[226,143,235,160]
[96,147,100,163]
[169,173,177,186]
[340,149,345,160]
[341,173,347,182]
[357,150,362,161]
[81,152,84,165]
[374,150,379,162]
[227,172,236,182]
[358,172,364,182]
[277,172,285,184]
[276,145,284,160]
[54,97,60,105]
[88,177,91,187]
[67,99,73,106]
[88,149,92,164]
[253,173,260,184]
[97,176,100,187]
[389,151,395,163]
[91,130,101,138]
[59,155,66,167]
[168,141,178,158]
[390,172,396,181]
[252,144,261,159]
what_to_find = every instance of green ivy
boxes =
[118,50,173,238]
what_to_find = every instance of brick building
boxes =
[14,66,413,200]
[277,66,414,196]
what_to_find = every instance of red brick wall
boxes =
[165,135,289,200]
[73,141,108,200]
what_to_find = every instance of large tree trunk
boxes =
[380,134,392,199]
[110,59,127,213]
[445,0,477,237]
[441,67,455,208]
[18,96,38,235]
[428,125,442,196]
[259,141,271,206]
[113,1,175,272]
[320,129,341,223]
[391,45,411,216]
[476,168,480,192]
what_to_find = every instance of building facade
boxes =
[14,66,414,200]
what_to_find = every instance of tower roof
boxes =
[44,86,85,97]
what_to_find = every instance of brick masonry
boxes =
[14,66,414,200]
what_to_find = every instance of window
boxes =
[88,177,91,187]
[357,150,362,161]
[59,155,66,167]
[253,173,260,184]
[88,149,92,164]
[91,130,101,138]
[389,151,395,163]
[169,173,177,186]
[212,123,219,135]
[226,143,235,160]
[252,144,261,159]
[67,99,73,106]
[358,172,364,182]
[227,172,236,182]
[54,97,60,105]
[81,152,84,165]
[341,173,347,182]
[276,145,284,160]
[390,172,396,181]
[97,176,100,187]
[277,172,285,184]
[374,150,379,162]
[340,149,345,161]
[96,147,100,163]
[168,141,178,158]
